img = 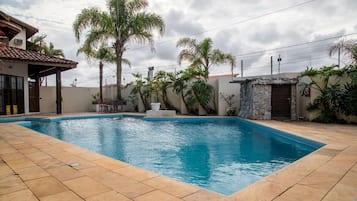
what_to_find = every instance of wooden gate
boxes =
[271,85,291,119]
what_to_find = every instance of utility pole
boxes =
[148,66,154,80]
[270,56,273,75]
[338,47,341,68]
[240,60,243,78]
[277,54,282,74]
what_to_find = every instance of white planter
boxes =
[95,104,100,112]
[151,103,161,111]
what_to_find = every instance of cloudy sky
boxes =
[1,0,357,87]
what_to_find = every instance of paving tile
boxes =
[16,165,49,181]
[35,158,64,169]
[182,190,229,201]
[86,191,131,201]
[12,143,33,150]
[93,157,128,170]
[51,153,77,163]
[25,151,52,162]
[273,184,327,201]
[18,148,39,154]
[47,165,83,181]
[25,176,68,198]
[143,176,199,198]
[0,152,25,162]
[68,158,96,170]
[0,189,38,201]
[0,165,14,179]
[40,191,83,201]
[114,181,154,199]
[0,175,27,195]
[322,183,357,201]
[339,170,357,188]
[64,146,87,155]
[114,165,159,182]
[85,170,138,191]
[63,176,111,198]
[0,147,17,154]
[5,158,36,170]
[79,166,109,179]
[135,190,182,201]
[232,180,285,201]
[78,151,103,161]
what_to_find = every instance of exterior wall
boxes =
[40,86,98,113]
[9,29,27,50]
[218,77,240,116]
[0,61,29,114]
[238,82,253,118]
[297,75,357,123]
[252,84,271,120]
[291,85,297,120]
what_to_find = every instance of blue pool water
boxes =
[22,116,323,195]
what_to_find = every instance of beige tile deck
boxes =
[0,114,356,201]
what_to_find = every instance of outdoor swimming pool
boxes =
[22,116,323,195]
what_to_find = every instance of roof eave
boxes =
[0,11,38,39]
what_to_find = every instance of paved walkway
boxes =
[0,115,356,201]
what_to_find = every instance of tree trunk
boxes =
[115,44,123,101]
[99,61,103,104]
[180,91,190,114]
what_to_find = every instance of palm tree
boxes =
[28,34,47,53]
[73,0,165,100]
[176,37,237,78]
[77,43,116,104]
[43,42,65,58]
[329,39,357,64]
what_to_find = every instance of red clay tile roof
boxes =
[0,45,77,68]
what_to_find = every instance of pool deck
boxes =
[0,113,356,201]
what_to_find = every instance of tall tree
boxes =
[28,34,47,53]
[43,42,65,58]
[73,0,165,100]
[329,39,357,64]
[176,37,236,78]
[77,43,116,103]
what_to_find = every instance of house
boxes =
[0,11,77,116]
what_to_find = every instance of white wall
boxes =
[40,86,99,113]
[0,61,29,114]
[217,77,240,116]
[9,29,27,50]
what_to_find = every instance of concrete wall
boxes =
[9,29,27,50]
[217,77,240,116]
[297,75,357,123]
[0,61,29,114]
[40,86,98,113]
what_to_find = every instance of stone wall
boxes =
[238,81,253,118]
[252,84,271,120]
[291,85,297,120]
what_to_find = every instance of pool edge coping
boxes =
[0,113,354,200]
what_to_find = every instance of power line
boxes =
[128,0,320,51]
[235,33,357,57]
[128,32,356,70]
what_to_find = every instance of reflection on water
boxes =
[27,117,321,195]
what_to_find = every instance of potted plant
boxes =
[90,93,100,112]
[220,93,236,116]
